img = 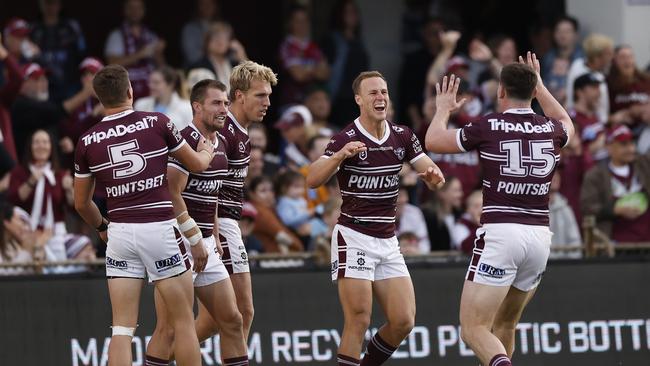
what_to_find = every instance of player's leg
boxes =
[195,300,221,341]
[107,278,144,366]
[145,287,174,365]
[492,286,537,357]
[230,272,254,340]
[337,278,373,363]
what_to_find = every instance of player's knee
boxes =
[492,318,518,333]
[388,314,415,337]
[152,322,175,345]
[220,309,244,335]
[239,303,254,325]
[346,309,371,331]
[460,323,479,345]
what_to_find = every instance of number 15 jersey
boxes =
[456,108,569,226]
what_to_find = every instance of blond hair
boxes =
[583,33,614,62]
[229,61,278,101]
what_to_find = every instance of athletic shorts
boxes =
[183,234,230,287]
[105,219,190,282]
[218,218,250,274]
[466,223,552,291]
[331,224,409,282]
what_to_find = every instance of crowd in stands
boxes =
[1,0,650,274]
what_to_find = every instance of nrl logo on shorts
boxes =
[238,141,246,153]
[394,147,405,160]
[359,150,367,160]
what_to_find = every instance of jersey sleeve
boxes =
[554,118,570,148]
[456,120,484,152]
[73,140,91,178]
[404,126,426,164]
[322,133,348,159]
[168,128,197,175]
[160,114,186,152]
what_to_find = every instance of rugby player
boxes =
[425,53,574,366]
[145,80,248,366]
[306,71,445,366]
[73,65,215,366]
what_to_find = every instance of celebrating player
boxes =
[425,53,574,366]
[306,71,445,366]
[73,65,215,366]
[145,80,248,366]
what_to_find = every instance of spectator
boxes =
[3,18,40,64]
[473,35,518,87]
[239,201,264,254]
[104,0,165,100]
[7,129,73,236]
[395,186,430,253]
[398,232,421,256]
[311,196,342,265]
[566,33,614,122]
[320,0,369,127]
[189,21,247,90]
[558,131,595,226]
[248,122,282,176]
[541,15,584,105]
[278,5,330,107]
[11,63,94,156]
[299,134,331,210]
[549,172,582,259]
[569,73,608,161]
[185,68,216,93]
[303,86,335,134]
[452,189,482,255]
[607,45,650,133]
[276,170,326,247]
[0,201,48,275]
[181,0,221,67]
[248,175,303,253]
[274,104,312,169]
[421,176,464,250]
[31,0,87,102]
[580,125,650,243]
[0,34,23,161]
[133,66,192,130]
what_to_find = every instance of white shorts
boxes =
[466,223,552,291]
[183,235,230,287]
[331,224,409,282]
[105,219,190,282]
[218,218,250,274]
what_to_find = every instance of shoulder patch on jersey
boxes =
[228,123,235,135]
[167,120,182,142]
[345,129,356,137]
[392,125,404,133]
[190,130,201,141]
[238,141,246,153]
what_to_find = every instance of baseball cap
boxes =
[4,17,30,38]
[445,56,469,74]
[79,57,104,74]
[573,73,601,90]
[606,125,633,144]
[241,201,258,220]
[274,105,313,130]
[21,63,46,80]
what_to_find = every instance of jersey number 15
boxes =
[500,139,556,178]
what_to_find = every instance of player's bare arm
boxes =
[171,137,215,173]
[411,156,446,190]
[519,51,575,142]
[425,74,468,153]
[213,205,223,256]
[306,141,366,188]
[73,176,108,242]
[167,166,208,273]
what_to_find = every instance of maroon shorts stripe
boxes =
[220,233,233,274]
[467,231,486,281]
[337,231,347,279]
[174,227,191,270]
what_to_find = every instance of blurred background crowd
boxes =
[1,0,649,274]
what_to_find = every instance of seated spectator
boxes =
[570,73,608,161]
[31,0,86,102]
[181,0,221,67]
[275,170,326,246]
[541,15,584,105]
[134,66,192,130]
[278,5,329,107]
[7,129,73,235]
[248,122,282,175]
[239,201,264,255]
[549,172,582,259]
[104,0,165,100]
[580,125,650,243]
[452,190,482,255]
[299,134,331,210]
[3,18,40,64]
[189,21,247,90]
[607,45,650,135]
[395,186,430,253]
[474,34,518,85]
[303,86,335,135]
[0,201,48,275]
[248,175,303,253]
[274,105,312,168]
[398,232,421,256]
[421,176,464,251]
[558,131,594,225]
[311,197,342,265]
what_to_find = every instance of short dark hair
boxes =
[352,71,386,95]
[190,79,227,105]
[554,15,579,32]
[275,170,305,196]
[499,63,537,101]
[92,65,131,108]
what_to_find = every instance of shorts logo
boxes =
[106,257,127,269]
[359,150,367,160]
[155,254,182,272]
[331,260,338,273]
[240,252,247,260]
[478,263,506,278]
[357,257,366,266]
[394,147,405,160]
[534,270,546,284]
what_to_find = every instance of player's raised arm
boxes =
[306,140,366,188]
[170,137,214,173]
[520,51,575,142]
[425,74,468,153]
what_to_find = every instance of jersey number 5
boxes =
[500,140,556,178]
[107,140,147,179]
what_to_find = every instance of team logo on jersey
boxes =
[359,150,367,160]
[392,125,404,133]
[238,141,246,153]
[345,129,356,137]
[394,147,405,160]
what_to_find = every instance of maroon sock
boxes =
[360,333,397,366]
[144,355,169,366]
[489,354,512,366]
[337,353,360,366]
[223,355,249,366]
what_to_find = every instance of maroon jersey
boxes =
[217,112,250,220]
[324,119,426,238]
[168,124,228,237]
[457,108,569,226]
[608,78,650,114]
[74,110,185,223]
[609,166,650,242]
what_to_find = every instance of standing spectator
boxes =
[133,66,192,130]
[278,5,330,107]
[421,176,464,251]
[452,189,482,255]
[320,0,369,127]
[549,172,582,259]
[395,186,430,253]
[0,33,23,161]
[580,125,650,243]
[3,18,40,64]
[104,0,166,100]
[541,15,584,105]
[607,45,650,132]
[31,0,87,102]
[566,33,614,122]
[274,105,312,169]
[7,129,73,237]
[304,86,335,134]
[473,35,518,87]
[569,73,608,161]
[181,0,221,67]
[189,22,247,90]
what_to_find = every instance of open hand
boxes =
[435,74,467,114]
[190,240,208,273]
[418,165,445,190]
[335,141,367,160]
